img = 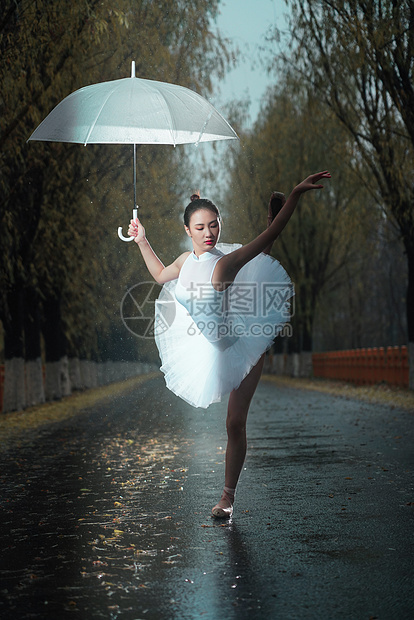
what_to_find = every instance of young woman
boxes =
[128,171,331,518]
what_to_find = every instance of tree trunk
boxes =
[293,351,313,378]
[25,359,45,408]
[69,357,83,390]
[2,289,25,413]
[79,360,98,389]
[294,282,314,355]
[42,296,71,401]
[3,357,25,413]
[23,287,45,407]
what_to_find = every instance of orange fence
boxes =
[312,346,409,388]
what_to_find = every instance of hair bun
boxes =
[190,189,201,202]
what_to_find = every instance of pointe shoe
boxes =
[267,191,286,225]
[212,487,235,519]
[212,504,233,518]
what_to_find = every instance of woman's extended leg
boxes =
[212,191,285,518]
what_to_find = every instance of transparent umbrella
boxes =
[28,61,238,241]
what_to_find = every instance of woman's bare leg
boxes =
[226,353,265,487]
[212,192,285,516]
[212,353,265,515]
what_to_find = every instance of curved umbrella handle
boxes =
[118,208,138,242]
[118,226,135,242]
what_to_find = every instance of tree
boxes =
[0,0,234,411]
[222,78,370,373]
[277,0,414,387]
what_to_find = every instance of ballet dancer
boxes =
[128,171,331,518]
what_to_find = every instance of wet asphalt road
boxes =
[0,375,413,620]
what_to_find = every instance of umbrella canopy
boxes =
[28,62,237,146]
[28,62,238,240]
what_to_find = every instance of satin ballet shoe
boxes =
[212,503,233,518]
[212,486,235,519]
[267,191,286,225]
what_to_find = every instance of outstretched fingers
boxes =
[296,170,331,193]
[309,170,331,188]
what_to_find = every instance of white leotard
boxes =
[175,248,239,351]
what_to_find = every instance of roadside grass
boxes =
[262,374,414,412]
[0,372,160,447]
[1,372,412,450]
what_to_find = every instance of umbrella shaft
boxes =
[133,143,137,209]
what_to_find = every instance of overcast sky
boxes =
[185,1,290,196]
[212,0,289,125]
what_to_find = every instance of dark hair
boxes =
[183,196,221,227]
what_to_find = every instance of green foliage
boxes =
[0,0,232,361]
[222,75,374,351]
[282,0,414,342]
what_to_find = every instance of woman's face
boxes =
[185,208,220,254]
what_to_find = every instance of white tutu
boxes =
[154,243,293,408]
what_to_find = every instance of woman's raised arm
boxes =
[128,217,190,284]
[212,171,331,290]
